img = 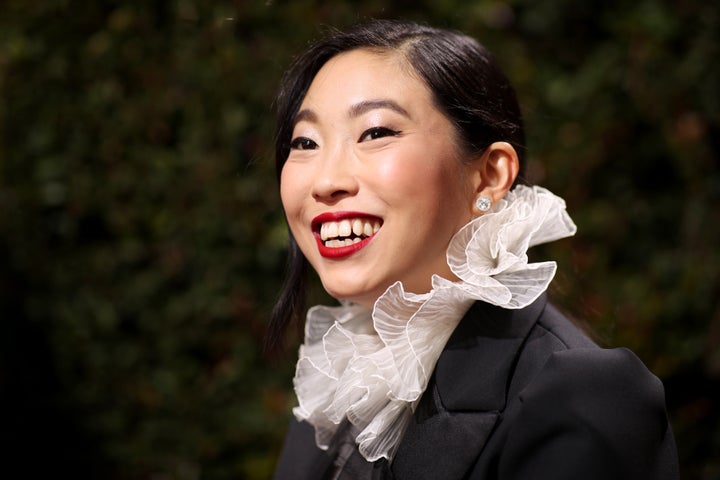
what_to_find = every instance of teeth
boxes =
[321,222,338,240]
[325,238,362,247]
[363,221,373,237]
[338,219,352,237]
[319,217,382,243]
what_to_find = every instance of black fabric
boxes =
[273,294,679,480]
[274,419,334,480]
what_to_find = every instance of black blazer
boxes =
[274,294,679,479]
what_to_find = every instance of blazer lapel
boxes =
[390,388,500,480]
[391,295,547,480]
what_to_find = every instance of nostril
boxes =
[312,190,353,204]
[312,181,356,201]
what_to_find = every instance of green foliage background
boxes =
[1,1,718,478]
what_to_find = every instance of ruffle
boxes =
[292,185,577,462]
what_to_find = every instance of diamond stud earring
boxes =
[475,196,492,212]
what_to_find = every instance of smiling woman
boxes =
[270,19,679,480]
[281,49,493,306]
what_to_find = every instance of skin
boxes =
[280,49,519,309]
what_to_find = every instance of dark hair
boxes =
[268,19,526,350]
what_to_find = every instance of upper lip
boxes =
[312,211,381,226]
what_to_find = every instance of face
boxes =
[280,49,477,308]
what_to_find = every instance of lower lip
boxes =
[315,234,375,258]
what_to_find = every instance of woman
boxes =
[270,19,678,480]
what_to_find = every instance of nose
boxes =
[311,144,359,203]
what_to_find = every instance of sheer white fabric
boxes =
[292,185,577,462]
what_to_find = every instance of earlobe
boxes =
[471,142,520,212]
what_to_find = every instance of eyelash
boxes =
[289,137,318,150]
[289,127,401,150]
[359,127,401,142]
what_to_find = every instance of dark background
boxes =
[1,1,718,478]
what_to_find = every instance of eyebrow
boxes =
[293,109,318,125]
[348,99,410,119]
[293,99,411,126]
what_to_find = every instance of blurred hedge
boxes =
[1,1,718,479]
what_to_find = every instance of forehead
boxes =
[300,49,433,113]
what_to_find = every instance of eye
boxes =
[289,136,319,150]
[358,127,401,142]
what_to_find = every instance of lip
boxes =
[311,211,382,259]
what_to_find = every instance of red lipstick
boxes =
[312,212,381,259]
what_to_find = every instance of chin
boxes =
[322,283,381,309]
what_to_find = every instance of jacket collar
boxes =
[436,292,547,411]
[390,294,547,479]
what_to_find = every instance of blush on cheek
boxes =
[374,155,436,195]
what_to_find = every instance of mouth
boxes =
[312,212,383,258]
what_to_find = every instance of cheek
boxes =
[279,166,314,252]
[374,152,466,205]
[373,154,433,198]
[279,167,301,215]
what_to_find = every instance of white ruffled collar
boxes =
[292,185,577,462]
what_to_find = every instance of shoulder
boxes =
[518,304,667,424]
[499,344,678,479]
[519,347,667,430]
[476,301,679,479]
[533,301,599,349]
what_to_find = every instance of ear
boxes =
[468,142,520,213]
